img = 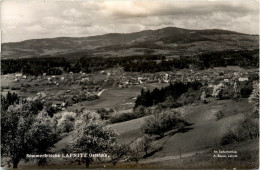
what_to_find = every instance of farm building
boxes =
[15,73,22,77]
[238,77,249,82]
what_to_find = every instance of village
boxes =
[1,65,257,114]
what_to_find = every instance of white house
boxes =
[15,73,22,77]
[238,77,249,82]
[224,79,229,83]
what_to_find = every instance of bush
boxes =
[59,115,75,133]
[236,117,259,140]
[10,87,21,90]
[134,106,149,117]
[2,86,10,89]
[240,82,253,98]
[179,90,201,105]
[45,102,58,117]
[20,88,27,92]
[109,106,151,123]
[215,111,224,120]
[220,117,258,145]
[86,95,99,101]
[97,108,113,120]
[212,83,225,99]
[240,88,253,98]
[159,96,183,109]
[142,110,189,137]
[110,112,137,123]
[220,130,238,145]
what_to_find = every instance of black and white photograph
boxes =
[0,0,259,169]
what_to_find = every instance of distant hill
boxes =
[1,27,259,59]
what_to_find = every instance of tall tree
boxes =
[70,111,116,168]
[1,101,56,168]
[1,92,19,111]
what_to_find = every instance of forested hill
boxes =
[1,27,259,59]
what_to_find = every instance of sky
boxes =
[1,0,259,43]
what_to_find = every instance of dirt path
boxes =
[97,89,106,96]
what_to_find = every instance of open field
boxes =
[108,98,255,161]
[66,86,141,113]
[139,139,259,169]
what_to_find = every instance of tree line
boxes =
[1,55,165,75]
[199,49,259,68]
[2,49,258,75]
[135,81,202,108]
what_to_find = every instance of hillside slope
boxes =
[109,98,254,162]
[2,27,258,59]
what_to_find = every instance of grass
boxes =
[14,139,259,169]
[67,87,140,112]
[109,98,252,159]
[147,139,259,169]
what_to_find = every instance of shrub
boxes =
[220,130,238,145]
[142,110,189,137]
[10,87,21,90]
[59,115,75,133]
[134,106,150,117]
[2,86,10,89]
[45,102,58,117]
[20,88,27,92]
[212,83,225,99]
[215,111,224,120]
[240,88,253,98]
[97,108,113,120]
[240,82,253,98]
[31,99,44,114]
[159,96,183,109]
[220,117,258,146]
[179,90,201,105]
[236,117,259,140]
[110,112,137,123]
[109,106,150,123]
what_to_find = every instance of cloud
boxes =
[62,8,82,18]
[25,24,48,34]
[1,0,259,43]
[99,1,258,18]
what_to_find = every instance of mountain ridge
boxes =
[1,27,258,59]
